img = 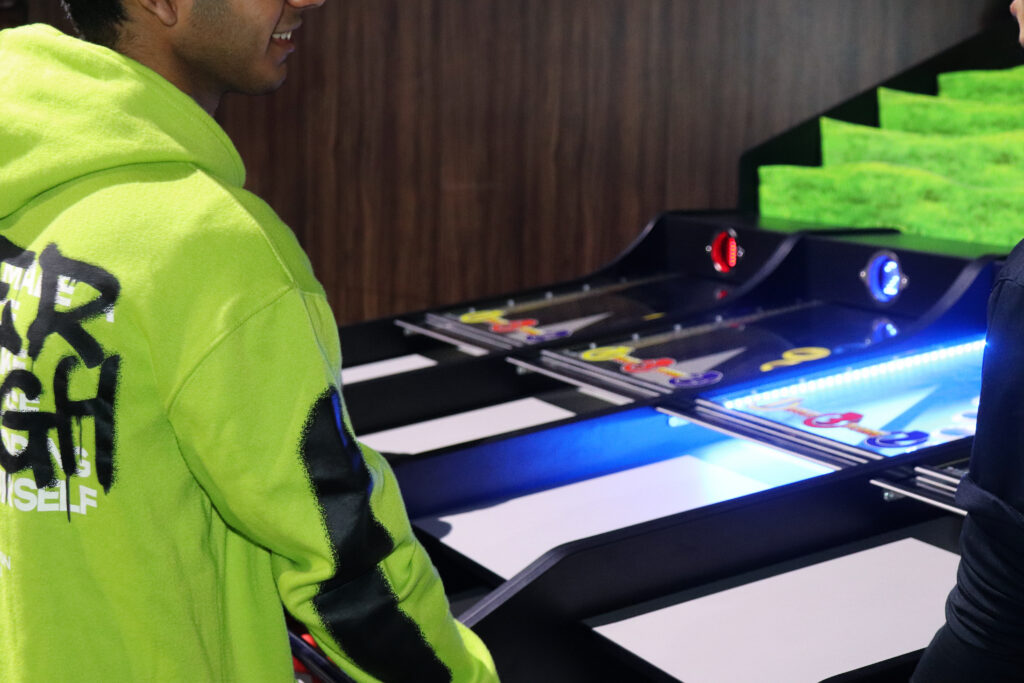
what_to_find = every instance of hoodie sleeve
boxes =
[913,269,1024,680]
[166,285,498,682]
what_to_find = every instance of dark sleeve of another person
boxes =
[913,248,1024,682]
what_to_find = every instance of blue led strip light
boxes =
[722,337,986,411]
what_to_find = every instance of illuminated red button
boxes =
[709,230,742,273]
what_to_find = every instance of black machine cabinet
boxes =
[346,228,996,683]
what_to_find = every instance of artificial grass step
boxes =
[821,117,1024,187]
[878,87,1024,135]
[939,64,1024,104]
[759,161,1020,250]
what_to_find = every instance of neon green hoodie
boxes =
[0,24,496,682]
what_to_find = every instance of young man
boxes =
[913,4,1024,680]
[0,1,497,681]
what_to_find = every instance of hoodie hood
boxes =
[0,24,245,219]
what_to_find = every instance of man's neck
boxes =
[112,17,222,116]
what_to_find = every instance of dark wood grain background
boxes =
[11,0,1009,323]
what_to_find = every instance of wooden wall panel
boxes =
[0,0,28,29]
[519,1,674,287]
[15,0,1010,323]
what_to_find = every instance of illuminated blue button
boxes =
[862,251,907,304]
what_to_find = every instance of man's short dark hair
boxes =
[60,0,127,48]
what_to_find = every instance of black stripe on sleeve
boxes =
[299,389,452,683]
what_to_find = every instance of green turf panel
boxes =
[877,87,1024,135]
[938,65,1024,104]
[821,117,1024,187]
[758,162,1021,249]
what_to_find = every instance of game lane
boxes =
[423,272,730,351]
[337,215,807,384]
[356,299,912,469]
[695,336,985,463]
[535,299,906,397]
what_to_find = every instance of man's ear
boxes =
[128,0,183,28]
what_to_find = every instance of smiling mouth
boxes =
[272,31,294,41]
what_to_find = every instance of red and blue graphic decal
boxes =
[751,397,932,449]
[579,345,724,388]
[459,309,591,343]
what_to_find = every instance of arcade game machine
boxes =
[397,235,995,683]
[421,23,1024,683]
[292,21,1024,683]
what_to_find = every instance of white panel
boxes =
[341,354,438,385]
[359,397,574,455]
[415,455,771,579]
[596,538,959,683]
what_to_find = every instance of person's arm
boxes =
[168,286,497,682]
[914,270,1024,681]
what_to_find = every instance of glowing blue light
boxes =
[863,252,905,304]
[667,416,689,428]
[869,318,900,344]
[727,337,986,409]
[881,260,901,297]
